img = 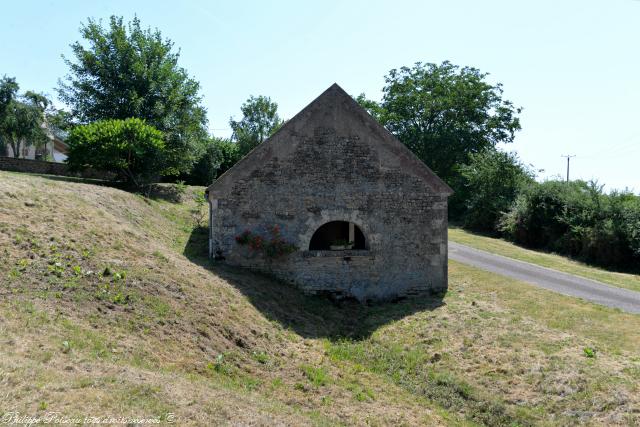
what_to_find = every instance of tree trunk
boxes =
[9,139,20,158]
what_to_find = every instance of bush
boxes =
[187,137,241,185]
[499,180,640,269]
[66,118,165,188]
[456,149,534,232]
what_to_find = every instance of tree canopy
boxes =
[358,61,521,183]
[0,76,49,158]
[458,149,534,231]
[0,76,19,116]
[66,118,165,187]
[230,95,282,156]
[57,16,208,175]
[188,137,242,185]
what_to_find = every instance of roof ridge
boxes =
[207,84,453,196]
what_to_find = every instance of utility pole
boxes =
[561,155,575,182]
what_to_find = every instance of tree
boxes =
[188,137,241,185]
[0,76,18,116]
[45,109,74,132]
[57,16,208,176]
[211,138,241,177]
[355,93,386,123]
[0,77,49,158]
[66,118,165,188]
[0,76,19,154]
[458,149,534,231]
[230,95,282,156]
[20,90,73,142]
[358,62,521,184]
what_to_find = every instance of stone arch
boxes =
[308,221,367,250]
[300,210,376,251]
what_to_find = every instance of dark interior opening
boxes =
[309,221,366,250]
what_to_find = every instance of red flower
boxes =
[236,226,297,258]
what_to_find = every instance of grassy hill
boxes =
[1,171,639,426]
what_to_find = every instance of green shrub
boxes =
[499,180,640,269]
[66,118,165,188]
[190,190,207,227]
[457,149,534,232]
[174,180,187,197]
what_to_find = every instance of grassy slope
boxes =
[449,227,640,292]
[1,171,639,426]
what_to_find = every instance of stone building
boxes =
[206,84,453,301]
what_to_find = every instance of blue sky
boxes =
[2,0,638,191]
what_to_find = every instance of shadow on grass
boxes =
[184,226,445,340]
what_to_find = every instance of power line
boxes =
[584,134,637,158]
[561,154,576,182]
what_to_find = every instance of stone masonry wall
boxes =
[0,156,114,180]
[209,125,448,301]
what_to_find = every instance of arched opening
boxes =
[309,221,367,250]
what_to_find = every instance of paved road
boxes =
[449,241,640,314]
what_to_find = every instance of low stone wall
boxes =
[0,156,114,180]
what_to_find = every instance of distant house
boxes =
[3,125,68,162]
[206,84,452,301]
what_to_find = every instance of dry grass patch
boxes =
[322,262,640,426]
[2,171,638,426]
[0,172,445,426]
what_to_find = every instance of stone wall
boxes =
[0,156,114,180]
[208,84,451,301]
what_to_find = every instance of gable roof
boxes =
[207,83,453,197]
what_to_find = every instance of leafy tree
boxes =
[355,93,386,123]
[0,76,19,116]
[22,91,50,112]
[230,95,282,156]
[188,137,241,185]
[211,138,241,177]
[0,77,49,158]
[57,16,208,175]
[0,76,18,153]
[358,61,521,184]
[188,140,220,186]
[46,109,74,132]
[458,150,534,231]
[66,118,165,188]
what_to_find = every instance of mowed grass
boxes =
[449,226,640,292]
[0,171,445,426]
[1,171,639,425]
[324,261,640,425]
